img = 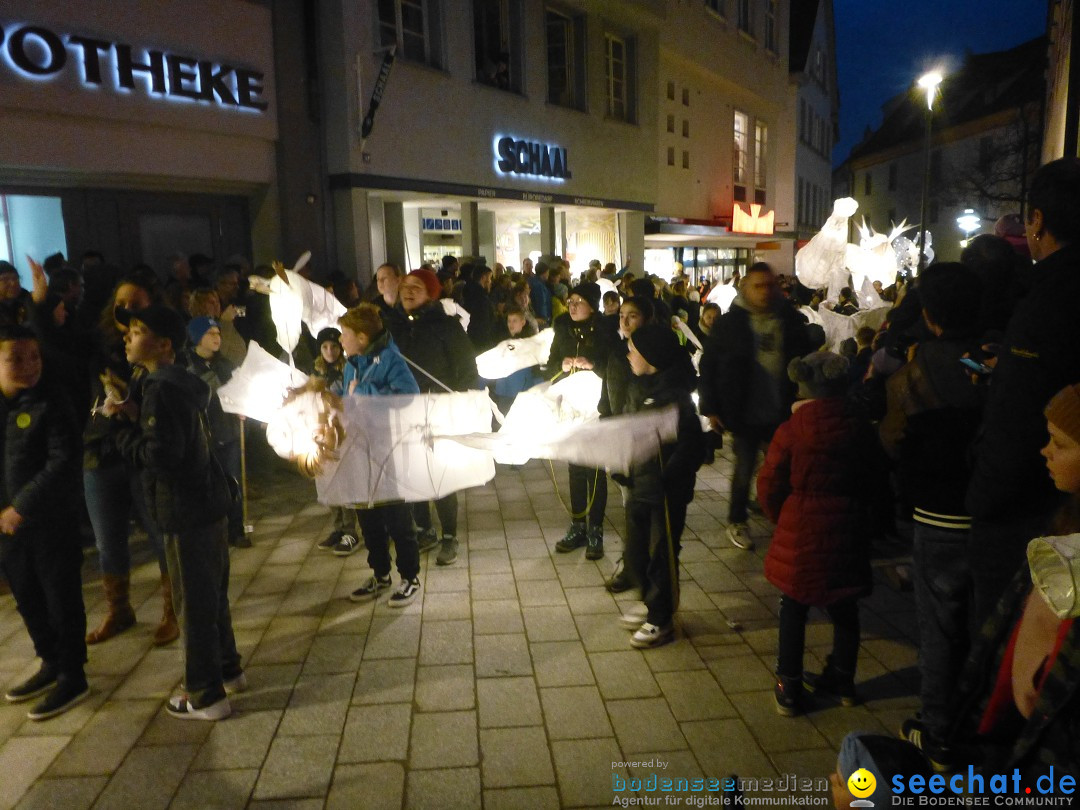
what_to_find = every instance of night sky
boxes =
[832,0,1047,166]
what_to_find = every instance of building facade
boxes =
[0,0,281,285]
[1044,0,1079,161]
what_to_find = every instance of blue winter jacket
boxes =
[342,330,420,397]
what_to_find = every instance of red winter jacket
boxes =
[757,396,878,606]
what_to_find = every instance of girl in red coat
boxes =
[757,350,882,716]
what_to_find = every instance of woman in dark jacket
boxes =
[547,281,613,561]
[386,269,478,566]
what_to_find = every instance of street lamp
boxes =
[916,70,943,276]
[956,208,981,248]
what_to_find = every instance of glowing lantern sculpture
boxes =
[796,197,858,298]
[476,329,556,381]
[218,343,310,424]
[706,282,738,313]
[266,251,347,356]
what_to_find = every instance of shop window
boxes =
[667,147,675,166]
[546,7,587,111]
[754,120,767,201]
[764,0,777,53]
[733,110,749,202]
[682,119,689,138]
[705,0,725,17]
[0,195,67,290]
[377,0,443,67]
[473,0,522,92]
[682,151,690,170]
[605,33,636,122]
[736,0,752,35]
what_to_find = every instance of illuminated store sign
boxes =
[731,203,775,235]
[0,22,268,112]
[494,136,571,180]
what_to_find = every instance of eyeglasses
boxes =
[567,298,588,308]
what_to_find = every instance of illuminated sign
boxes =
[0,22,268,112]
[495,136,571,180]
[422,217,462,233]
[731,203,775,235]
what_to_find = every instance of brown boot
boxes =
[153,574,179,646]
[86,573,136,644]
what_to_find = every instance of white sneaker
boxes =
[166,694,232,721]
[619,605,649,630]
[726,523,754,550]
[389,578,421,608]
[630,622,674,649]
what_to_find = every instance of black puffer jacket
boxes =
[0,380,81,529]
[624,363,704,506]
[114,364,231,533]
[546,313,613,380]
[386,302,478,393]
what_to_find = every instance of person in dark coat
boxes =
[616,324,704,648]
[109,304,242,720]
[386,269,478,566]
[699,262,818,551]
[547,281,614,560]
[462,264,497,351]
[0,326,88,721]
[757,351,882,717]
[965,157,1080,627]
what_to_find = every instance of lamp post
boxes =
[956,208,981,249]
[916,70,943,276]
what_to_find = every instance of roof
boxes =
[845,36,1047,164]
[789,0,822,72]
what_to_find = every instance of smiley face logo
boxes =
[847,768,876,798]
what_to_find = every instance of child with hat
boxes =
[617,322,704,648]
[311,327,358,552]
[757,350,884,716]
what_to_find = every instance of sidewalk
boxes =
[0,450,920,809]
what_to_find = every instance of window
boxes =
[682,151,690,169]
[754,121,768,193]
[666,80,675,100]
[736,0,751,35]
[798,99,807,143]
[733,110,749,201]
[888,163,897,191]
[473,0,522,91]
[682,119,689,138]
[705,0,725,17]
[378,0,442,66]
[864,171,872,196]
[667,147,675,166]
[604,33,635,122]
[545,8,586,110]
[682,87,690,106]
[666,114,675,133]
[764,0,777,53]
[797,177,805,225]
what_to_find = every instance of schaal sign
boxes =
[495,136,571,180]
[0,22,268,111]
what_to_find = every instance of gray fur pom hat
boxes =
[787,350,850,400]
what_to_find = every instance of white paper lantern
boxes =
[476,329,556,380]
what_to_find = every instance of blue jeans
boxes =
[84,463,165,575]
[912,522,971,739]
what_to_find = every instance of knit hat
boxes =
[407,268,442,301]
[316,327,341,346]
[1045,383,1080,444]
[630,323,685,371]
[187,316,219,347]
[568,281,601,313]
[788,350,850,399]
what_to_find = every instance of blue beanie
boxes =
[187,316,219,346]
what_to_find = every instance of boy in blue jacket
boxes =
[339,303,424,606]
[0,326,88,720]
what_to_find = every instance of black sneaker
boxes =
[803,666,859,707]
[417,528,439,554]
[436,536,458,566]
[349,574,391,602]
[773,677,803,717]
[5,665,57,704]
[605,560,633,593]
[27,675,89,721]
[555,524,587,553]
[389,578,421,607]
[900,718,953,772]
[333,533,361,556]
[584,527,604,561]
[228,533,252,549]
[318,531,343,551]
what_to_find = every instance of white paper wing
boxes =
[441,299,470,332]
[218,342,309,423]
[476,329,556,380]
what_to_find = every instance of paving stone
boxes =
[553,562,606,588]
[419,619,474,665]
[317,598,374,635]
[0,736,70,809]
[655,669,737,721]
[326,762,404,810]
[171,767,258,809]
[300,633,364,675]
[511,557,557,581]
[409,710,478,769]
[626,749,704,786]
[353,657,415,705]
[522,605,578,642]
[422,592,472,621]
[364,615,422,659]
[338,703,411,762]
[109,648,182,700]
[531,641,594,687]
[415,664,476,712]
[607,697,688,753]
[91,743,198,810]
[277,671,354,736]
[252,734,339,800]
[516,580,567,607]
[639,637,708,673]
[480,726,555,788]
[705,652,775,694]
[404,767,481,810]
[469,574,518,601]
[539,685,613,740]
[192,709,282,770]
[469,549,513,575]
[424,568,470,594]
[682,561,746,593]
[472,599,524,635]
[551,738,625,807]
[681,718,776,779]
[573,613,633,652]
[730,689,830,752]
[476,676,542,727]
[589,650,660,699]
[228,663,302,711]
[47,699,158,776]
[564,588,620,616]
[13,775,107,810]
[475,634,532,677]
[482,786,561,810]
[248,615,321,665]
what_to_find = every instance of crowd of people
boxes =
[0,156,1078,795]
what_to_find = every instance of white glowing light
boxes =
[956,209,981,236]
[476,329,556,380]
[917,70,943,110]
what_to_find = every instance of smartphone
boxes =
[959,357,992,375]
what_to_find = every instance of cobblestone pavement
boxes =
[0,449,920,809]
